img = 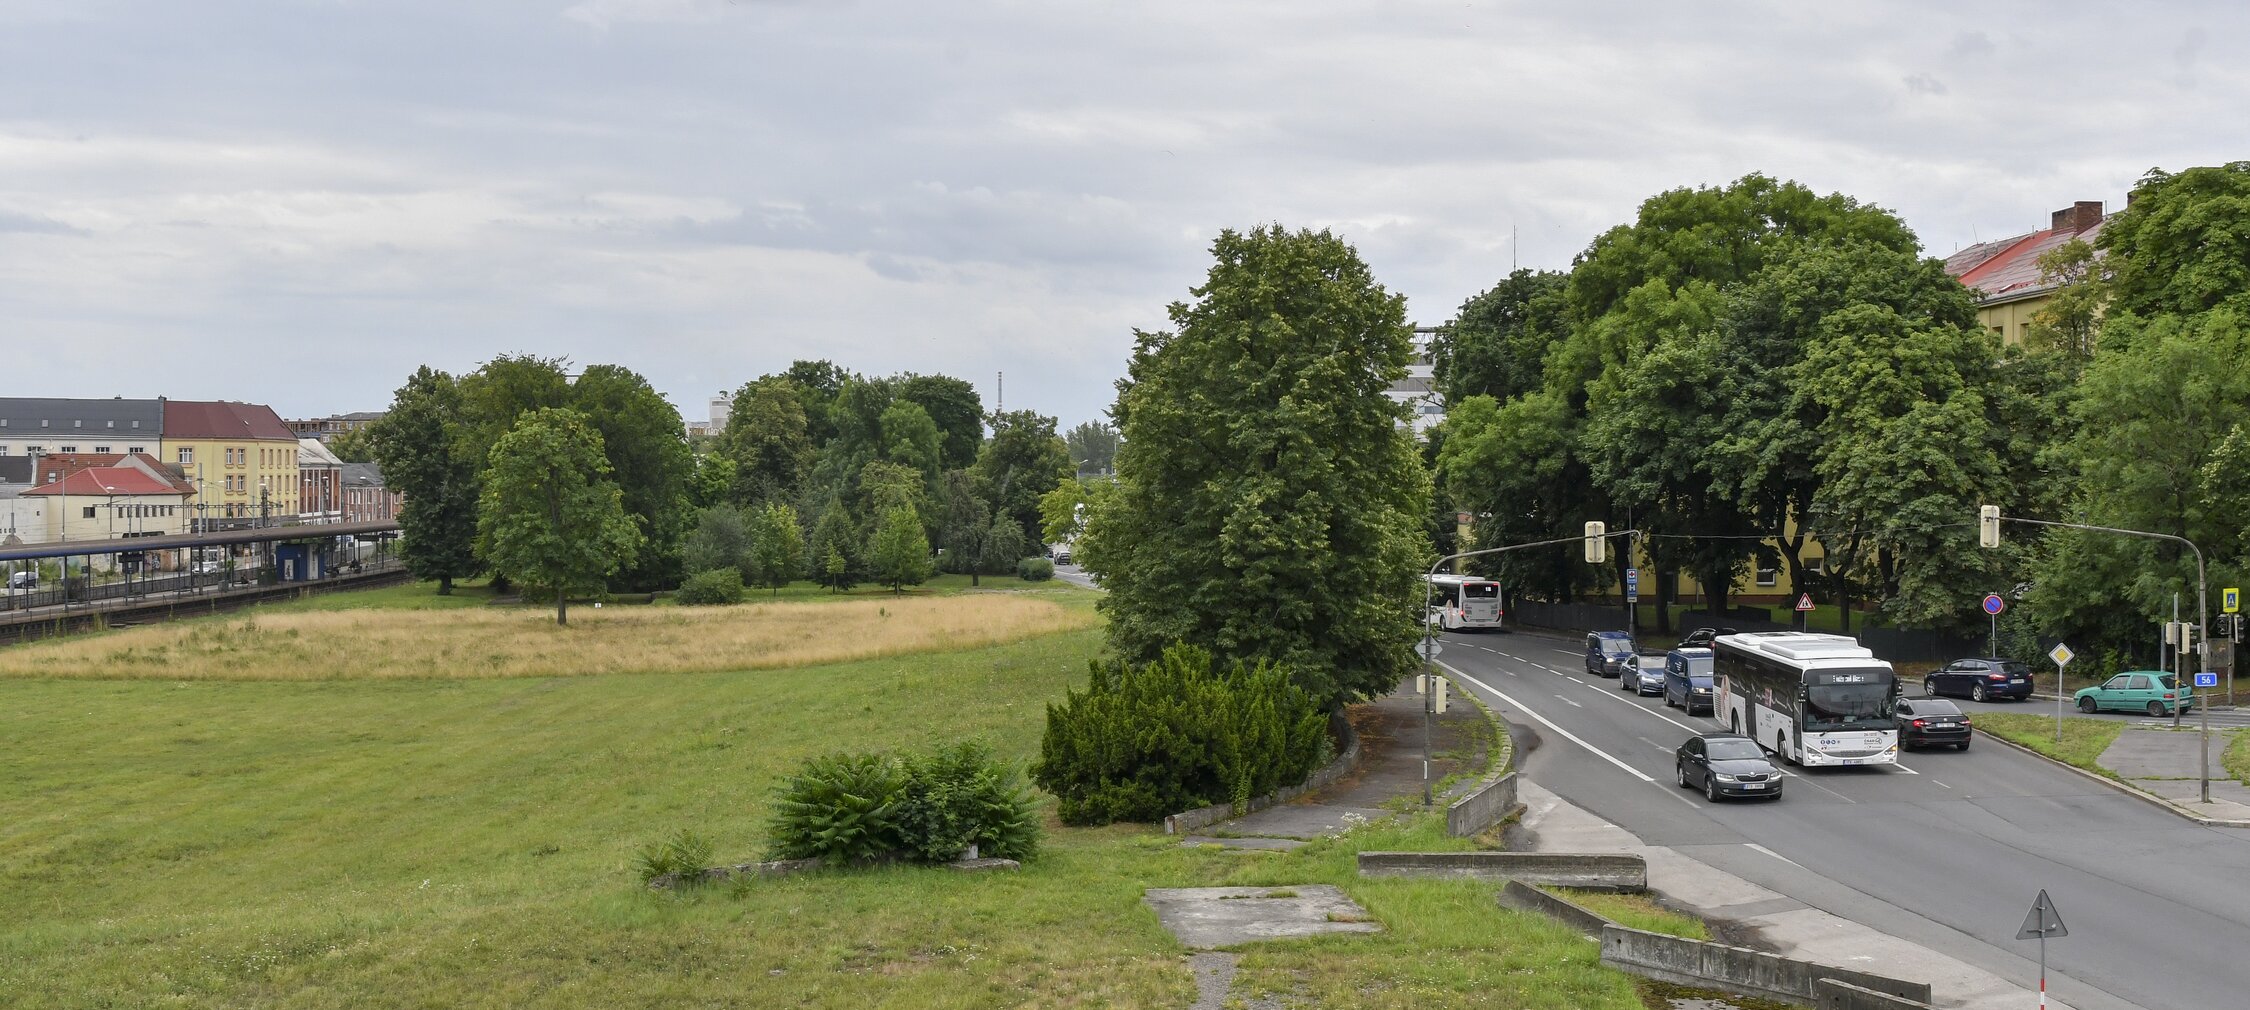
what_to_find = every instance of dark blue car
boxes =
[1663,648,1716,714]
[1585,631,1635,678]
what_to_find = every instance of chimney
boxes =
[2051,201,2104,233]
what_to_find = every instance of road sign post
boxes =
[1625,568,1638,652]
[1984,593,2006,659]
[2048,643,2075,743]
[2016,889,2069,1010]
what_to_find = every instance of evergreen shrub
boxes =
[1033,643,1331,826]
[1016,557,1054,581]
[675,568,745,606]
[767,745,1039,866]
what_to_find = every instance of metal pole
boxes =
[2039,930,2047,1010]
[2173,595,2182,730]
[1989,604,1997,661]
[2055,657,2065,744]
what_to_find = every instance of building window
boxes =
[95,446,110,454]
[178,448,193,465]
[82,506,95,519]
[1755,565,1778,587]
[59,445,76,453]
[26,445,42,454]
[1806,557,1824,575]
[105,420,114,428]
[73,419,81,428]
[131,420,140,428]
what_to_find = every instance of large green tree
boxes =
[717,376,814,504]
[1063,421,1120,476]
[897,373,985,471]
[570,364,692,590]
[475,408,642,625]
[939,469,996,584]
[975,410,1072,548]
[747,502,805,595]
[1082,225,1432,708]
[2097,162,2250,322]
[1431,268,1570,405]
[866,506,933,594]
[367,367,481,594]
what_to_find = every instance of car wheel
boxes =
[1705,777,1721,803]
[2148,701,2167,718]
[1620,672,1633,692]
[1957,739,1971,752]
[2078,696,2097,713]
[1972,683,1989,703]
[1677,762,1688,788]
[1924,676,1938,696]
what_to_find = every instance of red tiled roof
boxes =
[1943,215,2112,306]
[31,453,196,494]
[162,400,296,440]
[23,467,191,497]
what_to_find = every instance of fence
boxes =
[1510,600,1979,666]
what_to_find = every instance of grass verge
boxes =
[2224,728,2250,787]
[1554,889,1708,940]
[1974,712,2125,777]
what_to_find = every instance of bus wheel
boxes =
[1778,733,1795,765]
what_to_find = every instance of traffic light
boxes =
[1978,505,2001,548]
[2218,615,2235,638]
[1584,521,1607,564]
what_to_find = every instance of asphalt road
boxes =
[1437,628,2250,1010]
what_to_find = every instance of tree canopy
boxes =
[475,408,643,625]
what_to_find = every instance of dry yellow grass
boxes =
[0,594,1097,681]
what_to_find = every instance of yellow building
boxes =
[159,400,303,528]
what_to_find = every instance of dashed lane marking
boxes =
[1441,661,1655,783]
[1744,843,1803,868]
[1554,694,1583,708]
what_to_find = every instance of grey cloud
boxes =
[0,210,84,235]
[1903,72,1948,96]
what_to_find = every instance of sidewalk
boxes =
[2094,727,2250,821]
[1183,677,1488,848]
[1509,779,2079,1010]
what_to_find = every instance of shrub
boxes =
[675,568,745,606]
[1016,557,1054,581]
[766,744,1040,866]
[767,751,907,866]
[895,742,1041,862]
[635,829,716,886]
[1034,643,1330,826]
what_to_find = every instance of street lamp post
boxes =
[1419,525,1639,807]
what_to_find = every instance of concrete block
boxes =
[1357,850,1647,891]
[1445,770,1519,837]
[1493,879,1611,937]
[1816,977,1933,1009]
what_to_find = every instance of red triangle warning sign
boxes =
[1794,593,1815,612]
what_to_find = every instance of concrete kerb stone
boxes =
[1815,978,1935,1010]
[1442,674,1523,837]
[1493,878,1612,937]
[1599,924,1932,1008]
[1973,727,2250,828]
[1357,851,1647,891]
[1163,709,1361,835]
[646,855,1020,889]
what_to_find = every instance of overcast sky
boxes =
[3,1,2243,432]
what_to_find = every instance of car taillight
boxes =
[1911,719,1927,728]
[1961,717,1972,725]
[2164,693,2175,700]
[1988,674,2007,681]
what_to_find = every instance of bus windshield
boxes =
[1804,682,1892,732]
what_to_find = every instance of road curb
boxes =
[1973,727,2250,828]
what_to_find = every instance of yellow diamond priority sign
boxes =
[2048,642,2075,667]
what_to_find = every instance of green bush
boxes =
[1016,557,1054,581]
[766,744,1038,866]
[675,568,745,606]
[1033,643,1331,826]
[634,829,716,886]
[895,742,1041,863]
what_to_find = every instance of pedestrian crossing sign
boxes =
[2226,587,2239,614]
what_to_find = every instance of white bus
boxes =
[1426,574,1504,632]
[1714,632,1899,767]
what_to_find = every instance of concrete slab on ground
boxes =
[1144,885,1382,949]
[1179,835,1306,851]
[2095,727,2250,821]
[1219,803,1389,840]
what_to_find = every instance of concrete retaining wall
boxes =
[1163,710,1359,835]
[1446,770,1519,837]
[1600,925,1931,1006]
[1493,879,1612,936]
[1357,851,1647,891]
[1815,978,1934,1010]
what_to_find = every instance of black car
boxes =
[1923,657,2035,702]
[1893,696,1972,751]
[1675,733,1783,802]
[1677,626,1737,650]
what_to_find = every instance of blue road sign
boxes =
[1982,593,2006,616]
[2196,671,2220,688]
[1625,568,1639,603]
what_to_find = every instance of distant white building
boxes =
[686,391,731,439]
[1387,327,1445,437]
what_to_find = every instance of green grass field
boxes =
[0,577,1656,1009]
[1973,712,2126,776]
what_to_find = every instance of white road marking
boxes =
[1885,763,1920,775]
[1931,779,1954,789]
[1744,843,1803,868]
[1442,661,1656,783]
[1564,671,1713,736]
[1554,694,1583,708]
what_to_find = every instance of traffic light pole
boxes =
[1983,511,2210,803]
[1420,527,1639,808]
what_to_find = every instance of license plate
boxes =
[1741,782,1767,789]
[2010,678,2026,683]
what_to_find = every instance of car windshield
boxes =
[1705,740,1763,761]
[1680,657,1713,677]
[1804,683,1892,731]
[1999,661,2030,677]
[1603,641,1633,655]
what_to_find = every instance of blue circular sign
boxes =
[1982,593,2006,616]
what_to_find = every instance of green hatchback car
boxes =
[2073,671,2194,717]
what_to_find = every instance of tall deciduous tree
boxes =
[749,502,805,595]
[1063,421,1120,476]
[939,470,996,585]
[807,495,859,593]
[976,410,1072,548]
[1431,268,1570,405]
[682,504,753,576]
[867,506,932,594]
[718,376,814,504]
[2097,162,2250,323]
[367,367,481,594]
[897,373,986,471]
[570,364,692,590]
[475,408,642,625]
[1082,225,1432,708]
